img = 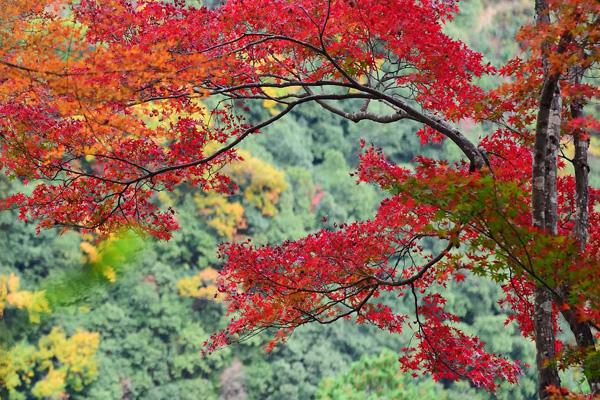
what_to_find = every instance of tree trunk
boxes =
[544,87,560,237]
[571,69,590,248]
[531,2,563,397]
[559,66,600,395]
[533,81,562,399]
[561,308,599,394]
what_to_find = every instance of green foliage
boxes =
[316,350,447,400]
[42,230,145,308]
[313,149,379,224]
[0,179,82,284]
[55,253,229,399]
[240,321,407,400]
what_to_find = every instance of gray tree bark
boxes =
[531,2,562,398]
[559,66,600,395]
[532,82,562,399]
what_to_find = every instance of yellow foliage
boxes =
[590,135,600,158]
[177,268,222,302]
[80,241,99,263]
[157,191,175,207]
[7,274,19,293]
[195,192,246,239]
[261,86,300,116]
[31,368,66,399]
[0,274,50,323]
[263,99,279,112]
[225,150,287,216]
[135,97,209,131]
[100,265,117,283]
[39,328,100,383]
[193,150,286,238]
[0,327,100,399]
[0,343,38,391]
[82,239,117,282]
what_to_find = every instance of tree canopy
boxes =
[1,0,599,398]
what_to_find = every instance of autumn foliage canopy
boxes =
[1,0,599,397]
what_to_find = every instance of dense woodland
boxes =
[0,0,599,399]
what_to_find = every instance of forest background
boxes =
[1,0,599,399]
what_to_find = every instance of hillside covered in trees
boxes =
[1,0,599,399]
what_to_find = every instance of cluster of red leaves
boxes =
[207,138,508,389]
[83,0,492,119]
[0,1,247,238]
[472,0,600,345]
[0,100,240,238]
[0,0,496,237]
[499,277,536,339]
[399,293,521,390]
[478,0,600,140]
[208,122,600,390]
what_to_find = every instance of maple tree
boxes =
[1,0,599,398]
